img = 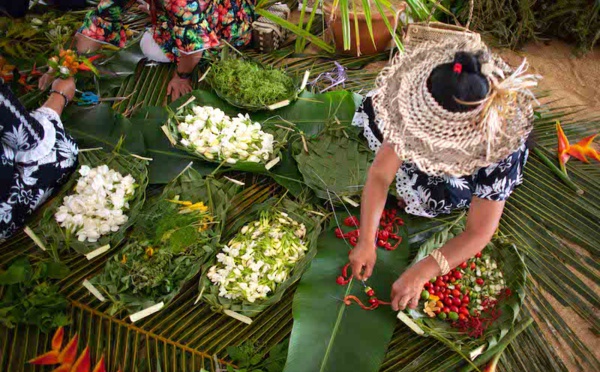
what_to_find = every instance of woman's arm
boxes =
[390,197,505,311]
[349,143,402,280]
[167,52,203,99]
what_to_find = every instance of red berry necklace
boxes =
[334,209,405,310]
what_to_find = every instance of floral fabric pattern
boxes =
[353,93,528,218]
[0,84,78,242]
[78,0,255,62]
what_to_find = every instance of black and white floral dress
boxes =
[353,91,528,218]
[0,83,79,242]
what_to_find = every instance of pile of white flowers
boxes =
[177,105,275,164]
[55,165,136,243]
[207,212,308,303]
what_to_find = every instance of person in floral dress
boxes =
[1,78,78,242]
[348,41,540,313]
[39,0,255,99]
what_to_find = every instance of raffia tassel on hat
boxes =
[372,39,541,177]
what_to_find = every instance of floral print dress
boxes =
[353,92,529,218]
[78,0,255,62]
[0,84,78,242]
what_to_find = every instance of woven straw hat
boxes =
[372,39,540,177]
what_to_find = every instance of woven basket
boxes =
[403,0,481,50]
[252,3,290,53]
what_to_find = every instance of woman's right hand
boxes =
[38,72,55,90]
[349,239,377,280]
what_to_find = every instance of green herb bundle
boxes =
[90,169,237,314]
[33,149,149,257]
[199,197,322,318]
[0,257,70,333]
[401,216,526,366]
[207,59,299,111]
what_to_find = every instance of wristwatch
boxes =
[176,70,193,80]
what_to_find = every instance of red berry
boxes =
[454,271,462,279]
[428,288,435,295]
[459,262,468,269]
[437,293,445,301]
[470,262,476,270]
[442,275,449,282]
[450,277,456,283]
[434,308,441,315]
[475,252,482,258]
[336,276,346,285]
[450,306,459,313]
[377,239,386,247]
[458,313,467,321]
[344,216,360,227]
[366,289,375,297]
[435,279,445,287]
[368,298,378,305]
[349,237,358,246]
[434,286,441,292]
[423,282,430,289]
[378,230,390,240]
[455,284,461,290]
[384,242,392,250]
[452,289,461,297]
[334,228,344,238]
[453,298,462,307]
[476,278,484,285]
[462,296,470,304]
[444,298,453,307]
[443,307,450,314]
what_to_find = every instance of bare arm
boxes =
[391,197,505,311]
[349,143,402,280]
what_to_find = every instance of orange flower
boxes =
[556,121,600,172]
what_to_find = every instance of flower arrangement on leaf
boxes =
[207,211,308,303]
[89,171,233,314]
[199,198,321,318]
[167,104,287,170]
[55,165,137,243]
[33,150,149,256]
[47,49,99,79]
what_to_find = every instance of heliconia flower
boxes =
[71,346,91,372]
[58,334,79,365]
[556,121,600,171]
[29,327,65,365]
[91,356,106,372]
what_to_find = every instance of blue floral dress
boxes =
[353,92,528,218]
[0,84,78,242]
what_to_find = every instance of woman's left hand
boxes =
[390,259,437,311]
[167,73,193,100]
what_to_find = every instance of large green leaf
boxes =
[293,130,374,204]
[284,208,409,372]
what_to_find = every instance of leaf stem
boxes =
[531,148,583,195]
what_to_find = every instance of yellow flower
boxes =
[188,201,208,212]
[167,199,193,206]
[424,299,441,318]
[120,255,127,264]
[199,215,214,232]
[145,246,155,257]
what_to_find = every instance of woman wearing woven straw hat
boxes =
[349,39,540,312]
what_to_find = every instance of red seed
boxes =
[452,289,461,297]
[435,279,445,287]
[475,252,482,258]
[349,237,358,247]
[335,228,344,238]
[443,307,450,314]
[454,271,462,279]
[378,230,390,240]
[368,298,378,305]
[437,293,445,301]
[444,298,453,307]
[376,239,386,247]
[450,305,459,313]
[453,298,462,307]
[455,284,461,290]
[424,282,430,289]
[336,276,346,285]
[428,288,435,295]
[458,313,467,321]
[470,262,476,270]
[442,275,449,282]
[344,216,360,227]
[384,242,392,250]
[476,278,484,285]
[434,285,441,292]
[459,262,468,269]
[450,277,456,283]
[462,296,470,304]
[366,289,375,297]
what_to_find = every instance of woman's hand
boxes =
[167,73,193,100]
[52,77,76,101]
[349,239,377,280]
[390,257,438,311]
[38,72,55,90]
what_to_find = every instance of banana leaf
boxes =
[400,215,527,367]
[89,168,238,314]
[284,207,410,372]
[33,149,149,257]
[293,129,374,205]
[198,197,322,317]
[206,57,304,112]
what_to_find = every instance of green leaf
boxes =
[0,257,32,285]
[284,208,409,372]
